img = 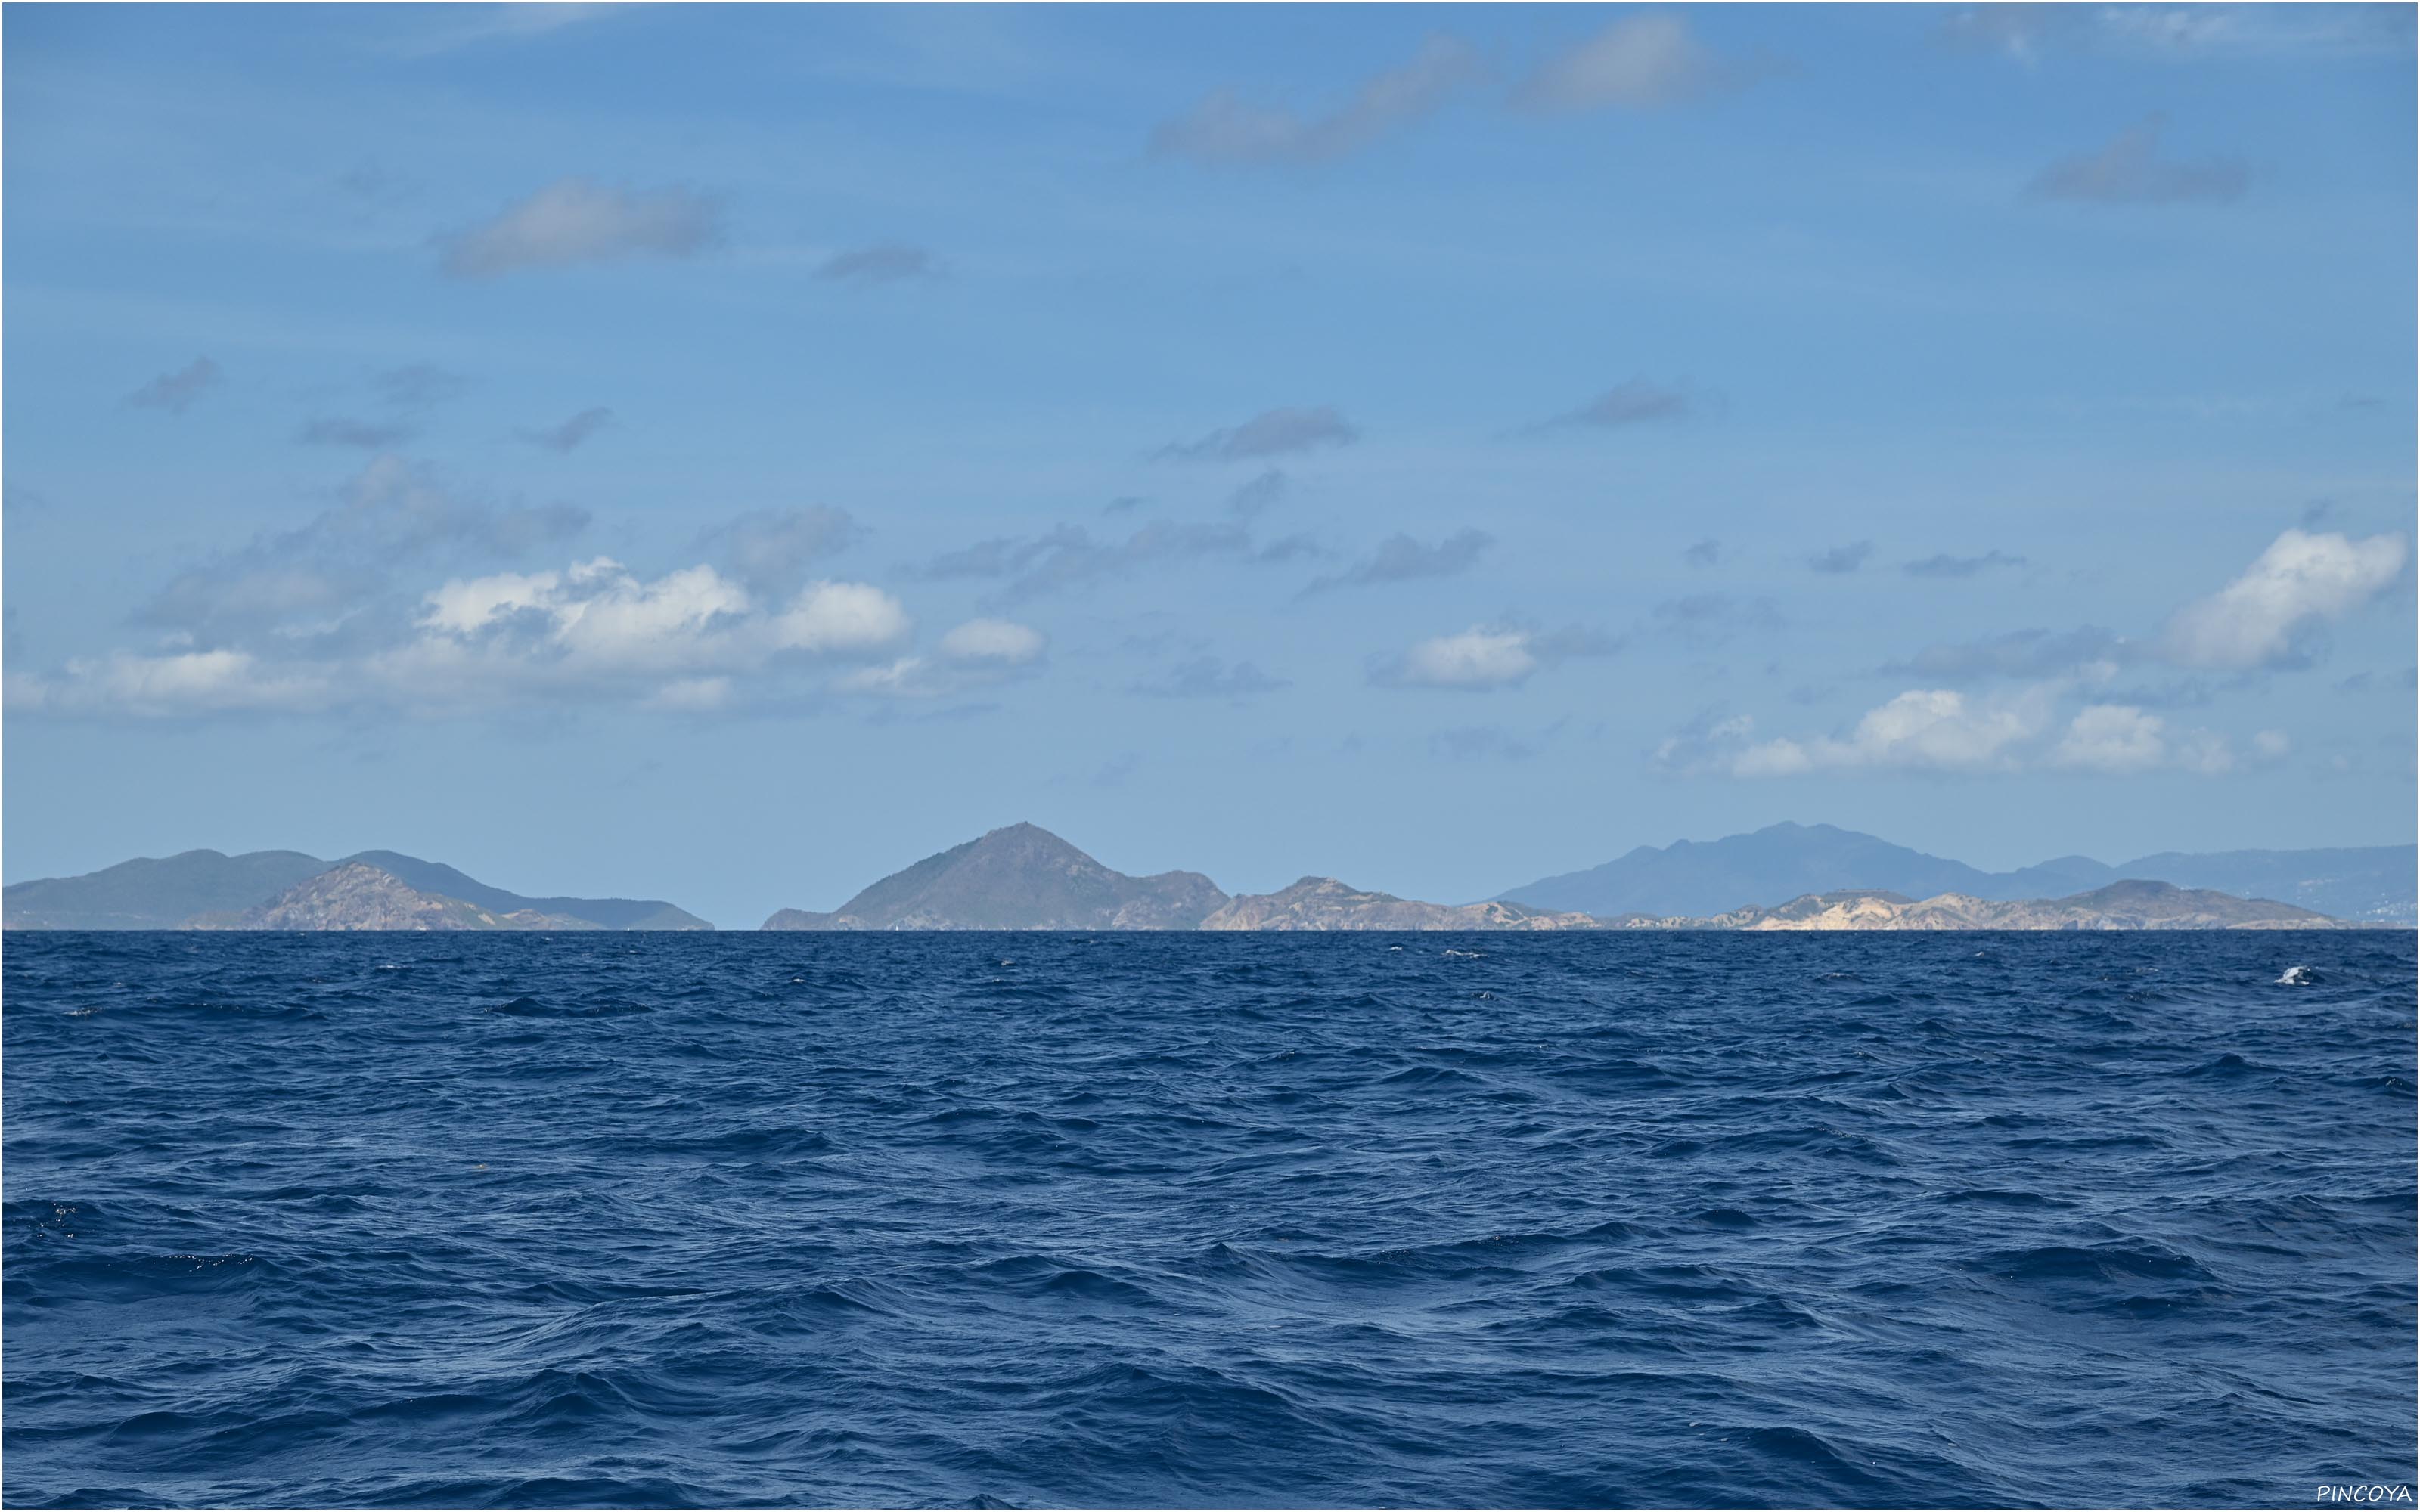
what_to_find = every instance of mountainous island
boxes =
[3,849,711,931]
[757,823,2372,932]
[9,821,2405,932]
[764,823,1225,930]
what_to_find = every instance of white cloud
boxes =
[1375,621,1618,691]
[1520,14,1730,111]
[1381,627,1538,690]
[417,565,576,636]
[1733,688,2049,775]
[554,564,756,671]
[17,649,329,717]
[771,581,912,654]
[440,179,721,278]
[937,618,1044,665]
[2051,704,2168,773]
[1699,688,2248,779]
[2253,728,2292,761]
[413,556,764,677]
[2164,528,2407,669]
[1153,35,1479,165]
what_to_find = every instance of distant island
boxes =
[6,821,2408,932]
[762,823,2369,933]
[2,849,710,931]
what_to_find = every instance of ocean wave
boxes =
[3,927,2410,1507]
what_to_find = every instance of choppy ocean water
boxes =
[3,930,2412,1509]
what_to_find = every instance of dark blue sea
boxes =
[5,931,2413,1508]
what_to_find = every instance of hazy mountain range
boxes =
[5,821,2409,931]
[1496,822,2415,925]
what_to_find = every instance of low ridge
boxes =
[1200,877,1597,931]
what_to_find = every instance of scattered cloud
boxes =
[1649,705,1758,773]
[1665,682,2245,779]
[439,179,721,278]
[1372,621,1616,691]
[338,160,413,202]
[299,417,417,449]
[373,364,467,409]
[1531,378,1692,434]
[697,507,863,593]
[1153,35,1480,165]
[1159,405,1358,462]
[392,561,906,705]
[1938,4,2412,62]
[8,649,329,718]
[1883,626,2132,683]
[2052,704,2238,776]
[1302,528,1491,595]
[2028,116,2248,204]
[916,517,1308,605]
[1431,723,1547,761]
[1519,12,1738,111]
[135,455,588,646]
[816,243,940,284]
[1649,593,1782,644]
[1807,540,1874,575]
[1904,549,2026,578]
[842,617,1045,699]
[1683,538,1723,568]
[2049,703,2169,773]
[518,407,615,453]
[389,2,622,58]
[2163,527,2407,669]
[937,618,1045,665]
[1227,469,1287,518]
[126,357,222,414]
[1131,655,1290,699]
[21,545,917,720]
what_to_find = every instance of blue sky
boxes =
[5,2,2413,927]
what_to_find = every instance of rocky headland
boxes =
[1199,877,1598,931]
[186,863,600,931]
